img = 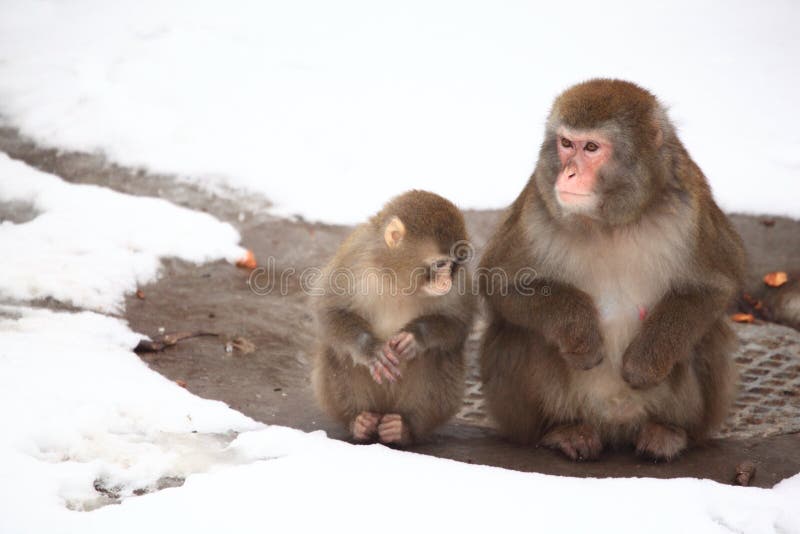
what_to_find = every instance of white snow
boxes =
[0,153,245,313]
[0,0,798,223]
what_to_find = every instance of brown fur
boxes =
[312,190,475,444]
[479,79,744,460]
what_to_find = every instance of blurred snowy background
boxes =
[1,1,799,533]
[1,0,798,222]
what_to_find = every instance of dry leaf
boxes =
[763,271,788,288]
[225,337,256,355]
[175,380,187,388]
[731,313,754,323]
[134,331,218,353]
[236,249,257,270]
[136,289,145,299]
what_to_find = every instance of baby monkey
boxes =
[312,190,474,446]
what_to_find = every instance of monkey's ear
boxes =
[384,216,406,248]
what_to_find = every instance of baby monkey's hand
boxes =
[389,331,419,361]
[367,345,402,384]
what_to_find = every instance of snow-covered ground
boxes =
[0,154,245,313]
[1,1,800,532]
[0,0,799,223]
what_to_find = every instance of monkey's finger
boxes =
[375,360,398,382]
[574,437,592,461]
[561,442,579,461]
[395,335,413,353]
[363,412,381,424]
[379,351,402,378]
[382,347,400,366]
[378,422,402,437]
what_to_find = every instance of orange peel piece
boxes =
[763,271,788,288]
[731,313,754,324]
[236,249,257,270]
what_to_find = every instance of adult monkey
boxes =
[479,79,745,461]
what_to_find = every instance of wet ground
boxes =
[2,126,800,488]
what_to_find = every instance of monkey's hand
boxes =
[553,319,604,371]
[388,331,419,361]
[367,345,403,385]
[621,333,682,389]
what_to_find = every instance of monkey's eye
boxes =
[433,259,452,270]
[560,137,573,148]
[585,141,599,152]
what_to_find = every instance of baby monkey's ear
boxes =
[384,216,406,248]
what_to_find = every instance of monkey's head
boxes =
[371,190,469,297]
[535,79,674,227]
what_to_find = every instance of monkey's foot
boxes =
[540,423,602,461]
[635,422,687,461]
[377,413,412,447]
[350,411,380,442]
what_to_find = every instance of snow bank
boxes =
[0,0,798,223]
[0,306,261,533]
[0,306,798,534]
[0,153,245,312]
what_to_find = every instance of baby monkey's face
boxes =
[421,256,455,297]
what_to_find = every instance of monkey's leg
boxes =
[350,411,381,442]
[377,414,412,446]
[634,319,737,461]
[635,422,688,461]
[380,347,465,446]
[540,422,603,461]
[480,321,569,445]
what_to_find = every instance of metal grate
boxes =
[456,321,800,440]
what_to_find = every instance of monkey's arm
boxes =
[317,307,379,364]
[401,314,470,353]
[623,203,744,389]
[622,285,735,389]
[479,261,604,370]
[478,214,604,369]
[317,307,402,382]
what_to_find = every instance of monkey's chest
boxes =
[356,296,420,341]
[574,271,671,424]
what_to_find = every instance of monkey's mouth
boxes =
[423,260,454,296]
[556,190,592,198]
[555,189,597,211]
[423,278,452,296]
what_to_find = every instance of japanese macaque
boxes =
[312,190,474,446]
[479,79,745,461]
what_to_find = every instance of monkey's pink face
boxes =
[555,128,612,214]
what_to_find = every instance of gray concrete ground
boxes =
[2,126,800,488]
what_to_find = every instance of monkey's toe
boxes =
[540,423,602,461]
[351,411,381,442]
[635,422,687,461]
[377,414,412,446]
